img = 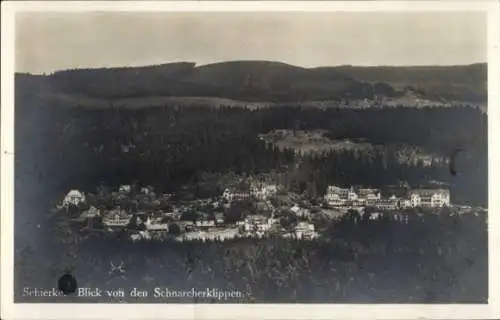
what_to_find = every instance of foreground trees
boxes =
[15,211,487,303]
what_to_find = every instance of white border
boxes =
[1,1,499,320]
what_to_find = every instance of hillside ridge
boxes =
[15,60,487,107]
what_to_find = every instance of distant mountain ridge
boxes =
[15,60,487,107]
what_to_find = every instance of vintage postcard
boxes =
[1,1,499,319]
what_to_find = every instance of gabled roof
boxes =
[411,188,450,197]
[358,188,380,195]
[146,223,169,231]
[66,189,84,197]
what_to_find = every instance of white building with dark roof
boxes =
[119,185,132,193]
[324,185,350,206]
[398,198,412,209]
[282,222,318,240]
[365,198,398,211]
[177,228,239,242]
[410,189,450,208]
[62,190,86,207]
[102,209,132,228]
[222,187,251,202]
[195,220,216,228]
[357,188,381,200]
[250,182,278,200]
[243,214,272,232]
[215,212,225,224]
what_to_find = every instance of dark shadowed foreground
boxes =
[15,209,487,303]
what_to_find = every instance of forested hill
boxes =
[15,61,486,105]
[16,104,487,207]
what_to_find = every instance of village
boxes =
[53,177,482,244]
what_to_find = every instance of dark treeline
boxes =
[16,104,487,206]
[252,105,486,152]
[15,211,487,303]
[17,62,486,103]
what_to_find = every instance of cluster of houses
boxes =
[234,214,318,240]
[58,182,318,242]
[57,181,454,243]
[222,182,279,202]
[324,185,451,210]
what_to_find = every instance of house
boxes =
[410,193,421,207]
[295,221,315,232]
[250,183,278,200]
[119,185,132,194]
[130,233,141,241]
[410,189,450,208]
[398,198,412,209]
[177,231,205,242]
[215,212,225,224]
[207,228,239,241]
[324,185,350,206]
[326,185,349,199]
[354,198,366,206]
[177,228,239,242]
[145,217,169,236]
[324,185,357,203]
[146,225,169,238]
[347,187,358,201]
[195,220,216,228]
[102,209,132,227]
[78,206,101,221]
[325,198,346,207]
[292,222,318,240]
[236,220,245,227]
[130,230,152,241]
[222,187,251,202]
[367,212,382,220]
[222,189,233,201]
[141,186,153,195]
[243,215,271,232]
[358,188,381,200]
[178,221,195,232]
[144,218,169,239]
[366,199,398,211]
[62,190,86,207]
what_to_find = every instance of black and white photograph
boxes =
[1,1,499,319]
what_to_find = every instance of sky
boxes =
[15,11,486,74]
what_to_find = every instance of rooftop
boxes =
[412,189,450,196]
